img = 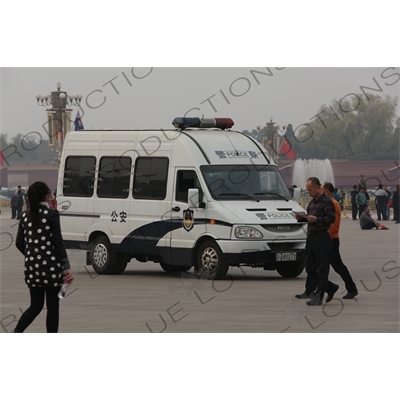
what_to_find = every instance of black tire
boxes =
[196,240,229,280]
[112,255,129,275]
[90,236,125,275]
[276,261,304,278]
[160,263,192,273]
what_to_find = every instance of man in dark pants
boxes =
[375,184,388,221]
[323,182,358,299]
[349,185,359,220]
[294,177,336,306]
[16,185,24,219]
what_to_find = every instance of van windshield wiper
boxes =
[252,192,289,201]
[218,193,260,202]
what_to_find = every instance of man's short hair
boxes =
[307,177,321,187]
[323,182,334,193]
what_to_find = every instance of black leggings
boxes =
[15,287,60,333]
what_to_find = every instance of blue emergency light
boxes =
[172,117,234,130]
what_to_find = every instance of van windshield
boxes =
[200,165,291,201]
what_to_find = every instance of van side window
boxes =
[97,157,131,199]
[133,157,168,200]
[176,170,203,203]
[63,156,96,197]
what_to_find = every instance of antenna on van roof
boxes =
[227,136,240,156]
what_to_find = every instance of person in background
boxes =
[339,187,345,211]
[10,190,18,219]
[383,185,392,220]
[47,190,57,210]
[15,185,24,219]
[359,206,389,230]
[349,185,359,220]
[357,175,366,191]
[358,175,370,202]
[333,187,341,202]
[13,181,74,333]
[356,187,368,219]
[392,184,399,223]
[374,184,388,221]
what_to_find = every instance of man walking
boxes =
[15,185,24,219]
[323,182,358,299]
[375,184,388,221]
[349,185,359,220]
[10,190,18,219]
[294,177,336,306]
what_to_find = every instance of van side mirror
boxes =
[293,187,301,204]
[188,188,206,209]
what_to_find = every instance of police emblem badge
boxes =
[183,209,194,232]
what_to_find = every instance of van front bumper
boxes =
[217,240,306,268]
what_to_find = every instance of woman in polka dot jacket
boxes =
[13,181,74,333]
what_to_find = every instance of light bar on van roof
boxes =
[172,117,234,130]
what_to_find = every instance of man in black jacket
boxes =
[349,185,358,220]
[294,177,336,306]
[375,184,388,221]
[15,185,24,220]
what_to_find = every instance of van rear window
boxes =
[63,156,96,197]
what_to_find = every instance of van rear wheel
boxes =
[196,240,229,280]
[90,236,125,275]
[160,263,192,273]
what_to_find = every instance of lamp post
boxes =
[35,82,82,165]
[259,117,286,164]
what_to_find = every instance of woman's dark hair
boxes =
[27,181,51,227]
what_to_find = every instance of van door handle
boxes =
[172,206,180,212]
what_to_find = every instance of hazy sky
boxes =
[1,67,399,141]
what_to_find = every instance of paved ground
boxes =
[1,207,399,333]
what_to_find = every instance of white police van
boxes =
[56,117,307,279]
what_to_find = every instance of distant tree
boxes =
[242,128,265,143]
[292,94,399,161]
[0,133,56,165]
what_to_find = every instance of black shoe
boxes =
[343,291,358,299]
[306,298,323,306]
[325,283,339,303]
[295,291,313,299]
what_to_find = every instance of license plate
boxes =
[276,252,296,261]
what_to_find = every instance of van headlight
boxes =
[235,226,263,239]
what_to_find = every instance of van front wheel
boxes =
[196,240,229,280]
[90,236,121,275]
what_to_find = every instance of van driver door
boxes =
[166,168,207,267]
